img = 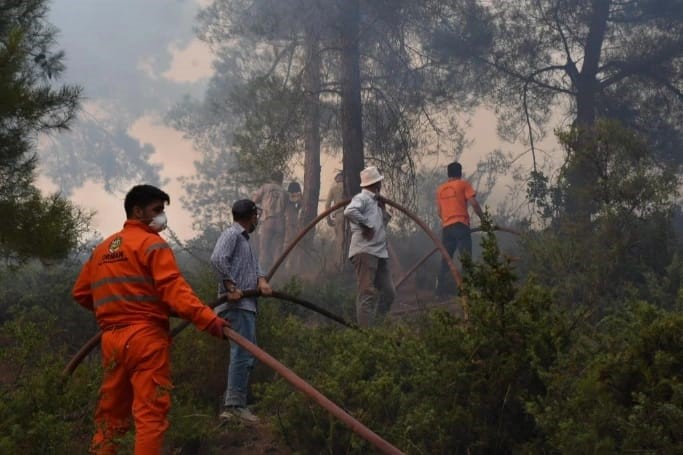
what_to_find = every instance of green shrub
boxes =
[531,302,683,453]
[0,315,99,454]
[254,225,573,453]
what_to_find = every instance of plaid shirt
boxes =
[210,222,265,313]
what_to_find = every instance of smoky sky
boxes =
[41,0,210,193]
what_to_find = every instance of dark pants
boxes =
[351,253,395,328]
[436,222,471,296]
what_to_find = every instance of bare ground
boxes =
[171,415,292,455]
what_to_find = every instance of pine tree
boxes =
[0,0,89,261]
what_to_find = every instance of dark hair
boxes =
[288,181,301,193]
[232,199,258,221]
[124,185,170,217]
[447,162,462,178]
[271,170,284,184]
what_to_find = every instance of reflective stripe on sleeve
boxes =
[146,242,171,255]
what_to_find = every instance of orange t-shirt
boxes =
[436,179,476,227]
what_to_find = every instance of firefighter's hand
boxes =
[206,317,231,339]
[326,216,335,227]
[361,226,375,241]
[227,288,243,302]
[257,278,273,296]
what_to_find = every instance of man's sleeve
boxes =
[72,255,94,311]
[279,188,288,215]
[435,187,442,219]
[253,185,263,203]
[210,231,237,284]
[146,240,216,330]
[325,186,334,209]
[344,195,369,226]
[465,181,476,200]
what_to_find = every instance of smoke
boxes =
[39,0,211,194]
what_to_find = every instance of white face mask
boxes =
[148,212,168,232]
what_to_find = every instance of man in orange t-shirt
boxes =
[435,162,484,297]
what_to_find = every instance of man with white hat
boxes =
[343,166,395,327]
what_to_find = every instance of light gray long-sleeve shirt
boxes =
[343,189,389,259]
[210,223,265,313]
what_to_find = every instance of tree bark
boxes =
[302,27,322,225]
[566,0,610,219]
[575,0,610,128]
[340,0,364,197]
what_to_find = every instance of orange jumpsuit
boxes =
[73,220,217,454]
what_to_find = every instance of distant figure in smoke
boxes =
[284,181,303,245]
[344,166,395,328]
[434,161,484,298]
[325,170,346,269]
[283,181,303,271]
[252,170,287,272]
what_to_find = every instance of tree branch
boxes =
[523,81,538,174]
[598,41,683,88]
[475,56,576,95]
[643,72,683,100]
[263,42,298,79]
[553,4,579,87]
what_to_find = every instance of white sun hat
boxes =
[359,166,384,187]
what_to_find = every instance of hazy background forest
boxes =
[2,0,682,453]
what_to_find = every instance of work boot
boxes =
[219,406,260,424]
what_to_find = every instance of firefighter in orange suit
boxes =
[72,184,229,455]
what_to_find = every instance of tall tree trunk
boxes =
[575,0,610,128]
[302,28,321,225]
[566,0,610,219]
[340,0,364,197]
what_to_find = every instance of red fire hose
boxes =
[394,225,521,290]
[63,196,478,454]
[267,197,464,309]
[61,326,404,453]
[224,327,404,454]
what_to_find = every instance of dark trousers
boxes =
[351,253,395,328]
[436,222,471,296]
